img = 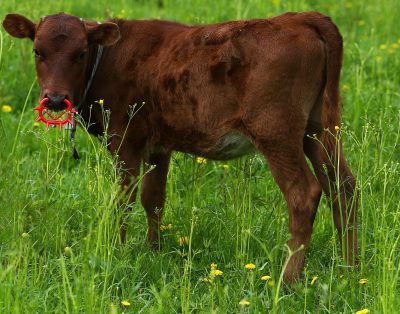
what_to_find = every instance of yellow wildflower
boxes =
[345,2,353,8]
[391,43,399,49]
[261,275,271,281]
[211,269,223,277]
[34,121,40,127]
[355,309,369,314]
[310,276,318,285]
[268,279,275,287]
[271,0,279,7]
[245,263,256,270]
[21,232,29,238]
[96,99,104,105]
[178,236,189,246]
[211,263,218,269]
[221,164,229,169]
[1,105,12,113]
[160,224,173,232]
[334,125,340,131]
[359,278,368,285]
[202,277,212,283]
[121,300,131,307]
[379,44,387,50]
[239,299,250,306]
[196,157,207,165]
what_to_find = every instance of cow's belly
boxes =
[204,131,256,160]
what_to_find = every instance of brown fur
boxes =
[3,11,358,283]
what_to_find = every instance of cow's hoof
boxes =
[148,230,162,250]
[148,239,162,251]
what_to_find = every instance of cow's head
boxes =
[2,13,120,110]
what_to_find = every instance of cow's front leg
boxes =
[119,160,142,243]
[141,151,171,248]
[110,140,142,243]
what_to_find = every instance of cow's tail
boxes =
[303,12,343,162]
[302,12,358,266]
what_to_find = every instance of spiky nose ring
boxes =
[34,98,76,129]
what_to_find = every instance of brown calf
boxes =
[3,11,358,282]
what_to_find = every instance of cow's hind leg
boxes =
[141,152,171,248]
[266,143,321,282]
[244,111,322,282]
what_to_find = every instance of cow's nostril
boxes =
[48,94,66,105]
[46,94,67,111]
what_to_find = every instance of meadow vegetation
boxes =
[0,0,399,313]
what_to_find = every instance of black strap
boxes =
[69,45,104,160]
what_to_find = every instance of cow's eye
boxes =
[32,49,43,60]
[79,51,87,60]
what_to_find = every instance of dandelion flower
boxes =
[211,269,223,277]
[271,0,279,7]
[359,278,368,285]
[261,275,271,281]
[160,224,173,232]
[245,263,256,270]
[202,277,212,283]
[268,279,275,287]
[355,309,369,314]
[196,157,207,165]
[310,276,318,285]
[1,105,12,113]
[121,300,131,307]
[239,299,250,306]
[178,236,189,246]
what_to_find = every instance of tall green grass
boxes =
[1,0,399,313]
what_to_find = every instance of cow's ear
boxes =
[86,22,120,46]
[2,14,36,40]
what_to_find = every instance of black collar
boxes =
[68,45,104,160]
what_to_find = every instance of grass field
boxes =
[1,0,399,313]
